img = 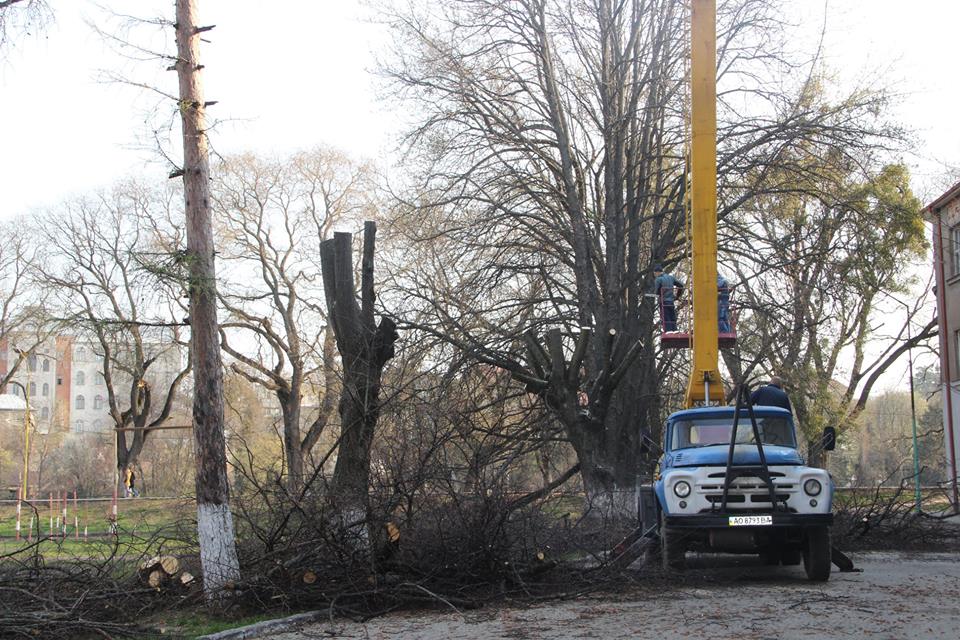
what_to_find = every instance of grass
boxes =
[0,497,192,557]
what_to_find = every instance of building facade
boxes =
[925,182,960,509]
[0,334,182,435]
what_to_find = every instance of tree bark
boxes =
[320,222,397,530]
[175,0,240,600]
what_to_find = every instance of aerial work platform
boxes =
[656,291,737,349]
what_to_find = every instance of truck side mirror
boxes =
[821,426,836,452]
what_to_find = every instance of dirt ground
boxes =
[270,551,960,640]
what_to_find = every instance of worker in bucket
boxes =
[718,273,732,333]
[653,264,684,332]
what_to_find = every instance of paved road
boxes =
[271,552,960,640]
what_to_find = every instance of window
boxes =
[93,419,103,431]
[76,347,86,362]
[94,395,104,410]
[27,354,36,372]
[28,382,35,397]
[952,226,960,276]
[75,395,85,410]
[57,377,62,386]
[670,416,796,450]
[75,371,85,386]
[42,359,50,372]
[956,331,960,378]
[95,372,105,386]
[42,383,49,397]
[40,407,49,419]
[74,420,84,433]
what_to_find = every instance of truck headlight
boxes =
[673,481,691,498]
[803,479,822,496]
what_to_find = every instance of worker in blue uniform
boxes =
[750,377,792,412]
[718,273,731,333]
[653,264,684,332]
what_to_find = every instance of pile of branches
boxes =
[226,470,644,622]
[0,512,203,639]
[832,481,960,551]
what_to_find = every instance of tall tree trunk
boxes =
[175,0,240,600]
[320,222,397,535]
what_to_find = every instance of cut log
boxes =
[160,555,180,575]
[139,555,162,573]
[302,570,317,585]
[148,569,166,589]
[139,555,181,587]
[179,571,196,586]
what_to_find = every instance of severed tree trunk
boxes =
[175,0,240,600]
[320,222,397,536]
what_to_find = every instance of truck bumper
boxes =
[664,513,833,528]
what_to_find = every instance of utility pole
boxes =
[174,0,240,599]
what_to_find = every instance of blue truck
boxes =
[653,404,835,581]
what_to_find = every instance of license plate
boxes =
[728,515,773,527]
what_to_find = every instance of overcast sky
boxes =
[0,0,954,390]
[1,1,957,215]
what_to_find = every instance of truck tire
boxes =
[660,512,685,571]
[803,526,831,581]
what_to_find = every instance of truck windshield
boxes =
[670,416,795,450]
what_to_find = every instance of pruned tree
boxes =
[33,183,191,475]
[174,0,240,599]
[381,0,906,517]
[320,222,398,527]
[214,149,374,489]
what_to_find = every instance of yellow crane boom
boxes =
[685,0,724,407]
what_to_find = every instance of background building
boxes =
[925,182,960,509]
[0,334,181,435]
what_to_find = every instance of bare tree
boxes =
[0,223,51,391]
[213,149,374,489]
[34,184,191,474]
[0,0,51,49]
[381,0,912,518]
[174,0,240,598]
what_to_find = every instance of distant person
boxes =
[124,466,138,498]
[718,273,732,333]
[653,264,685,332]
[750,377,792,412]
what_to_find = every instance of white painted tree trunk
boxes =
[197,503,240,591]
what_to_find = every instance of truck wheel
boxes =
[660,512,685,571]
[803,526,831,581]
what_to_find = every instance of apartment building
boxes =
[925,181,960,508]
[0,334,182,435]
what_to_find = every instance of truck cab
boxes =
[654,405,834,580]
